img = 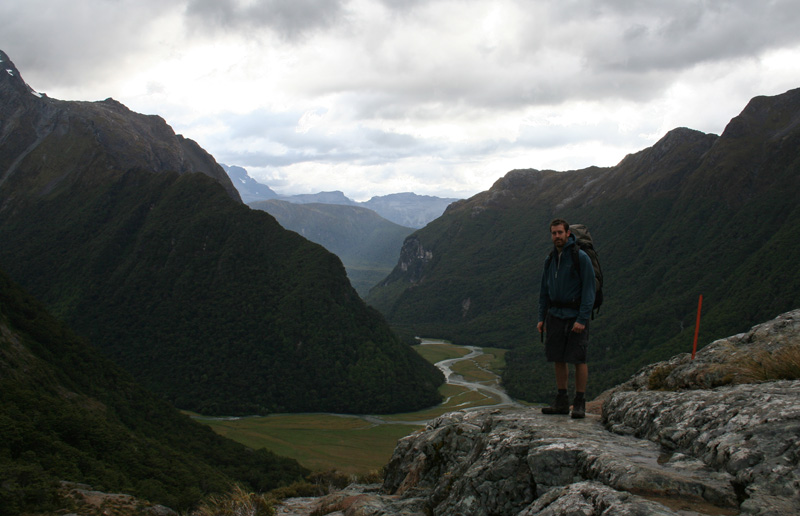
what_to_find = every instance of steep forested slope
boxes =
[368,88,800,402]
[250,199,414,296]
[0,49,443,416]
[0,269,307,515]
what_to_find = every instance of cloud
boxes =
[207,107,440,170]
[3,0,800,199]
[577,1,800,74]
[184,0,348,41]
[0,0,178,93]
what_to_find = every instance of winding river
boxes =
[360,339,521,426]
[419,338,520,411]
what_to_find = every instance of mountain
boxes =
[0,55,240,203]
[0,268,307,515]
[250,199,414,296]
[362,193,460,229]
[221,165,460,228]
[223,164,280,203]
[285,190,359,206]
[366,87,800,404]
[0,49,443,416]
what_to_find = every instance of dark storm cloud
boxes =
[374,0,427,12]
[266,0,800,119]
[563,0,800,73]
[184,0,348,41]
[498,0,800,105]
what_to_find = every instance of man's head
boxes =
[550,218,570,250]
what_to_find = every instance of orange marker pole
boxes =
[691,295,703,360]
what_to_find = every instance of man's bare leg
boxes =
[575,363,587,393]
[555,362,568,390]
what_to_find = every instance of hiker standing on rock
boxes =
[537,218,596,419]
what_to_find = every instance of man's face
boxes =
[550,224,570,250]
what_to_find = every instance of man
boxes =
[537,219,596,419]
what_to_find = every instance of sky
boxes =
[3,1,800,201]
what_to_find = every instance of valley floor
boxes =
[196,339,519,474]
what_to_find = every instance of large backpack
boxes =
[545,223,604,317]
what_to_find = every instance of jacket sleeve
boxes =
[577,250,596,325]
[538,259,549,323]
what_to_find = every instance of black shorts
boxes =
[544,313,589,364]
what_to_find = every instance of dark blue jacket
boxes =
[538,234,596,325]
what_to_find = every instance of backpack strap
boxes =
[570,245,597,319]
[571,245,581,277]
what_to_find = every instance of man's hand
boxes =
[537,321,544,333]
[572,322,586,333]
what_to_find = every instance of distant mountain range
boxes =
[367,87,800,404]
[0,49,443,417]
[223,164,460,229]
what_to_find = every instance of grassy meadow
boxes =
[195,340,510,475]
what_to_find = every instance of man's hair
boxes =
[550,218,569,231]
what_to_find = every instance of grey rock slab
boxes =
[603,380,800,515]
[383,408,737,515]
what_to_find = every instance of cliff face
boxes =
[301,310,800,516]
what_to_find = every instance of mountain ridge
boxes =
[0,49,240,203]
[367,86,800,403]
[222,163,460,228]
[0,49,443,416]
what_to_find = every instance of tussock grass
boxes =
[192,485,274,516]
[727,344,800,383]
[191,469,389,515]
[647,363,678,390]
[269,469,384,500]
[645,343,800,391]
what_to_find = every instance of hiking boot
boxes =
[571,397,586,419]
[541,393,570,415]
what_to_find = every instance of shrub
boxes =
[192,485,274,516]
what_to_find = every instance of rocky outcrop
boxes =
[391,235,434,285]
[57,482,177,516]
[604,381,799,515]
[601,309,800,515]
[374,408,743,515]
[302,310,799,515]
[606,309,800,393]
